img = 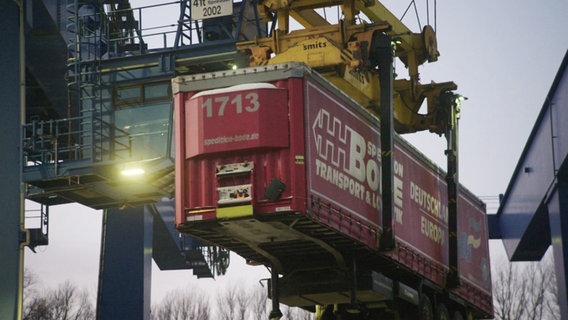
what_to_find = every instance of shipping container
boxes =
[173,63,492,319]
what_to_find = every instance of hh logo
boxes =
[311,108,369,184]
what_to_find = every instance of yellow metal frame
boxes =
[237,0,459,134]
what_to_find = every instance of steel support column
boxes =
[445,93,461,288]
[377,32,395,251]
[0,1,25,319]
[548,181,568,318]
[96,206,153,320]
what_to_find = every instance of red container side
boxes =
[177,80,307,220]
[302,77,492,312]
[173,65,492,316]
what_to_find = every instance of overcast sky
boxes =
[25,0,568,308]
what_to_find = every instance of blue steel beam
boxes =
[25,0,69,119]
[0,1,25,319]
[493,50,568,317]
[548,183,568,317]
[96,206,152,320]
[151,199,190,270]
[495,50,568,261]
[151,199,217,277]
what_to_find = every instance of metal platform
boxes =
[4,0,269,318]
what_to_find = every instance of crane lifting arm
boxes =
[237,0,458,134]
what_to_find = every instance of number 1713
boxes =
[201,92,260,118]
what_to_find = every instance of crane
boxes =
[237,0,459,135]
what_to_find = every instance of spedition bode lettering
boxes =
[315,159,365,200]
[312,108,382,206]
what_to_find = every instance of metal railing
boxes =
[102,1,183,53]
[70,0,266,60]
[24,202,49,251]
[23,116,132,170]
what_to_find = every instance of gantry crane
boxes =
[4,1,468,318]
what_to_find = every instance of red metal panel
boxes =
[182,146,296,219]
[286,78,309,214]
[303,78,491,295]
[456,192,492,294]
[177,82,305,222]
[185,86,289,158]
[183,153,295,218]
[173,68,491,314]
[304,80,381,249]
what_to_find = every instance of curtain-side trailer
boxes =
[173,63,492,319]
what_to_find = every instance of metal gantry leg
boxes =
[96,206,153,320]
[548,180,568,318]
[0,1,26,319]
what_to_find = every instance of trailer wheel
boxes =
[452,310,464,320]
[338,304,367,320]
[419,295,434,320]
[435,304,449,320]
[320,305,335,320]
